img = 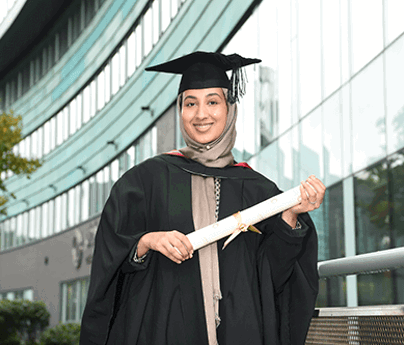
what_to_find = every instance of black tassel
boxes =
[228,67,247,104]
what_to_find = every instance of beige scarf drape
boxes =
[178,90,237,345]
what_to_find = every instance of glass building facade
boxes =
[1,0,404,325]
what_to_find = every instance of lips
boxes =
[194,123,213,131]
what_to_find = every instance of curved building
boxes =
[1,0,404,326]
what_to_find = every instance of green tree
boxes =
[0,109,41,215]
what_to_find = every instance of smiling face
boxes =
[181,88,228,144]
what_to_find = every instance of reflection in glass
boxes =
[389,151,404,248]
[351,0,383,74]
[384,0,404,45]
[385,35,404,154]
[300,108,323,181]
[351,57,386,172]
[322,92,342,185]
[316,276,347,308]
[298,0,321,116]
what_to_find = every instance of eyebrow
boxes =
[183,92,222,101]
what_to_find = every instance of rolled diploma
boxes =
[187,186,302,250]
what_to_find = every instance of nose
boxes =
[195,103,208,119]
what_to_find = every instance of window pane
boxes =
[103,165,110,204]
[42,203,48,238]
[322,92,343,185]
[127,31,136,77]
[29,209,35,241]
[22,212,28,244]
[81,180,89,221]
[16,214,23,246]
[70,97,77,136]
[322,0,341,98]
[61,193,67,230]
[351,0,383,74]
[298,0,321,116]
[277,127,300,190]
[89,176,96,216]
[96,170,104,213]
[161,0,170,33]
[68,189,75,228]
[111,52,120,95]
[104,63,111,104]
[10,217,16,248]
[75,185,81,224]
[143,8,152,57]
[35,206,41,239]
[351,56,386,172]
[55,196,61,233]
[135,25,142,66]
[63,107,69,140]
[50,117,56,151]
[44,121,50,155]
[300,108,323,181]
[66,282,77,321]
[48,200,54,236]
[83,85,90,123]
[119,45,126,87]
[385,0,404,44]
[171,0,178,18]
[90,80,96,118]
[385,35,404,155]
[57,111,64,146]
[111,159,119,184]
[76,93,82,131]
[97,70,105,110]
[37,127,43,159]
[152,0,160,45]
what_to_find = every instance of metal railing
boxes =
[306,247,404,344]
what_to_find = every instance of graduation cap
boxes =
[145,51,261,104]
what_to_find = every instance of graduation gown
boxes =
[79,154,319,345]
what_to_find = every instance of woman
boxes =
[80,52,325,345]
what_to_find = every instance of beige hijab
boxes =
[178,89,237,345]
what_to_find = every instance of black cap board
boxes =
[145,51,261,104]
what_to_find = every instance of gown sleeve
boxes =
[79,168,149,345]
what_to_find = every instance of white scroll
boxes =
[187,186,302,250]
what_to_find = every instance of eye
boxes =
[185,102,195,107]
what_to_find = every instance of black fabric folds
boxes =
[79,154,319,345]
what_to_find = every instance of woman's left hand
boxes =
[291,175,326,214]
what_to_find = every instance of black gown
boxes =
[79,154,319,345]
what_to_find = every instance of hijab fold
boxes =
[178,89,237,345]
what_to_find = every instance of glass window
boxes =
[22,212,28,244]
[351,0,383,75]
[89,176,96,216]
[75,185,81,224]
[103,165,110,203]
[55,196,61,233]
[42,203,48,238]
[28,208,35,241]
[111,52,120,96]
[76,93,82,131]
[16,214,23,246]
[31,131,38,159]
[96,170,104,213]
[111,159,119,184]
[37,127,43,159]
[35,206,41,239]
[119,154,127,178]
[385,0,404,44]
[135,24,142,66]
[9,217,16,248]
[171,0,178,18]
[90,80,96,118]
[322,0,341,98]
[48,199,54,236]
[0,222,3,250]
[298,0,322,116]
[66,281,78,322]
[127,31,136,77]
[385,35,404,155]
[152,0,160,46]
[44,121,50,155]
[68,188,75,228]
[83,85,91,124]
[143,8,153,57]
[277,127,300,191]
[104,63,111,104]
[351,56,386,172]
[61,193,67,231]
[322,91,343,185]
[390,151,404,249]
[57,111,64,146]
[300,107,323,181]
[97,70,105,110]
[161,0,170,33]
[119,45,126,87]
[61,278,89,323]
[63,107,69,141]
[81,180,89,221]
[50,117,56,151]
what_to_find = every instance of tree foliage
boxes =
[39,323,81,345]
[0,299,50,344]
[0,109,41,215]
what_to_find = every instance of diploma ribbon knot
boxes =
[222,211,262,249]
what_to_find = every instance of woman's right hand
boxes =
[137,231,194,264]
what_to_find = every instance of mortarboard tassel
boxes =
[228,67,247,104]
